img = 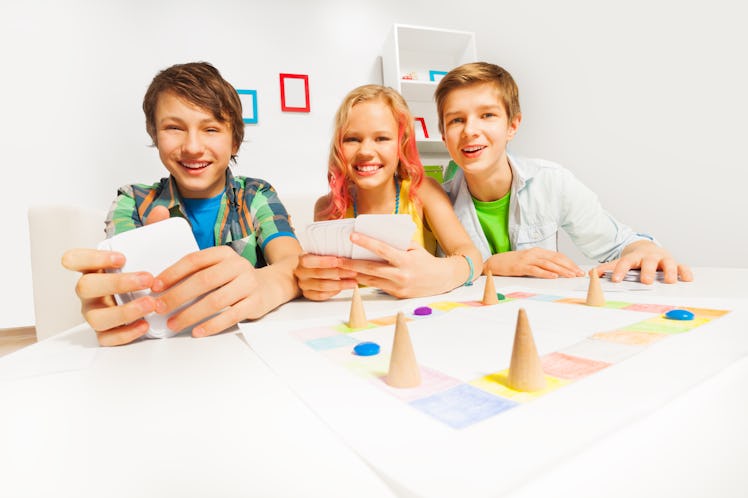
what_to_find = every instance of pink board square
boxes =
[541,352,611,380]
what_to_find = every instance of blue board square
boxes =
[306,334,358,351]
[410,384,517,429]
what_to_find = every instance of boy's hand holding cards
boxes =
[97,217,200,339]
[302,214,417,261]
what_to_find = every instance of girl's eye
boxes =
[482,113,496,119]
[375,136,391,142]
[343,137,360,143]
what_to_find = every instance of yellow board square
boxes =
[471,369,568,402]
[429,301,469,312]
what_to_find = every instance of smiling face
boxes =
[340,99,400,193]
[154,91,237,198]
[441,83,520,178]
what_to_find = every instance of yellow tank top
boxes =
[345,178,437,255]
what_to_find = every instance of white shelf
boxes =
[382,24,476,159]
[416,139,447,154]
[399,80,439,102]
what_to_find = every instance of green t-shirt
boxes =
[473,192,511,254]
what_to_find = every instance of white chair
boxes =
[27,204,106,341]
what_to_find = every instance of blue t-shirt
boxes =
[182,193,223,250]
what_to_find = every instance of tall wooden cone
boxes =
[482,270,499,305]
[585,268,605,307]
[385,312,421,388]
[507,308,547,392]
[348,286,367,329]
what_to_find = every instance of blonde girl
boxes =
[295,84,481,301]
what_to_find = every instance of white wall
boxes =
[2,0,746,327]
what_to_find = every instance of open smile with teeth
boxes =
[462,145,486,154]
[181,161,209,170]
[355,164,383,173]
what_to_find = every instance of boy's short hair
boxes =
[434,62,521,135]
[143,62,244,158]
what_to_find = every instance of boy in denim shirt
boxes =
[436,62,691,284]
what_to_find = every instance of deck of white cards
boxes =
[302,214,416,260]
[97,217,200,339]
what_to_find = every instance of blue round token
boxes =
[353,341,380,356]
[664,309,695,321]
[414,306,432,316]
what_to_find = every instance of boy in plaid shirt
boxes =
[63,62,302,346]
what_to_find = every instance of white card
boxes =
[303,214,416,261]
[97,217,200,339]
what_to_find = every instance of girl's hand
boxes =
[294,253,358,301]
[337,232,470,298]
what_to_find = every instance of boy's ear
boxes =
[507,113,522,141]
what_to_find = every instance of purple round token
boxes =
[413,306,432,316]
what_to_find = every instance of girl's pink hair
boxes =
[320,85,424,220]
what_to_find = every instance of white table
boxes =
[1,268,746,497]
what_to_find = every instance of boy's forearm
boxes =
[257,254,302,310]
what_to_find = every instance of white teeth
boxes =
[356,164,381,172]
[182,162,208,169]
[463,146,485,153]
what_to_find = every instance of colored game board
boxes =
[244,286,747,498]
[289,291,729,430]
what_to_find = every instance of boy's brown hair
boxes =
[434,62,521,135]
[142,62,244,161]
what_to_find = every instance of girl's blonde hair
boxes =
[320,85,423,220]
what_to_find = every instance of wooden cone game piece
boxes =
[586,268,605,307]
[507,308,547,392]
[385,312,421,388]
[482,270,499,305]
[348,286,367,329]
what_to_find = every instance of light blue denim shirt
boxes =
[443,154,656,263]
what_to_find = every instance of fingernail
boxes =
[193,327,205,337]
[151,279,164,292]
[110,253,125,266]
[154,299,167,313]
[350,232,359,242]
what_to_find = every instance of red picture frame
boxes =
[414,117,429,139]
[279,73,310,112]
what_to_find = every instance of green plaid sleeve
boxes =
[250,181,296,250]
[104,185,142,237]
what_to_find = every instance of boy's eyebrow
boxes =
[444,103,503,117]
[158,116,225,126]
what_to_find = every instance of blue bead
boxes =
[664,309,695,321]
[353,341,380,356]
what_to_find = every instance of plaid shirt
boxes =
[105,170,296,267]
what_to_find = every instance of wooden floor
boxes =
[0,327,37,357]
